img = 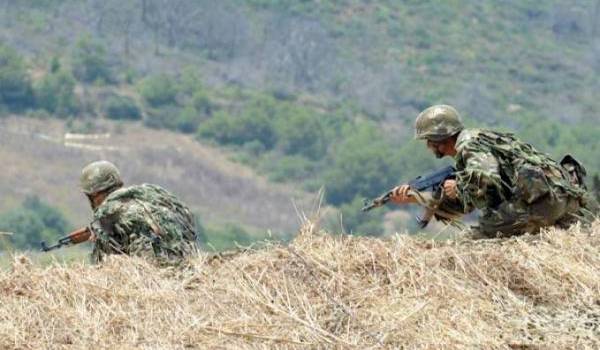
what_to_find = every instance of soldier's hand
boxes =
[390,184,416,204]
[443,179,458,199]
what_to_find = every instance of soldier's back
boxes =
[91,184,198,263]
[455,128,590,237]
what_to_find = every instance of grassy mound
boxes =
[1,221,599,349]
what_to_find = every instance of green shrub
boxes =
[242,140,267,157]
[198,111,277,149]
[196,111,233,141]
[34,69,79,116]
[0,44,34,111]
[137,74,177,107]
[191,89,214,115]
[274,108,327,160]
[103,94,141,120]
[178,67,204,96]
[176,106,200,133]
[71,36,112,83]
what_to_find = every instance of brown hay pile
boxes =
[1,221,599,349]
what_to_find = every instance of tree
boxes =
[176,106,200,133]
[198,110,277,149]
[0,44,34,111]
[103,94,141,120]
[34,68,79,116]
[275,107,327,160]
[71,36,112,83]
[137,74,177,107]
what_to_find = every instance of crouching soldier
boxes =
[390,105,598,238]
[80,160,199,263]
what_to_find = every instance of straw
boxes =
[1,221,599,349]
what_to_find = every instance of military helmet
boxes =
[80,160,123,195]
[415,105,464,141]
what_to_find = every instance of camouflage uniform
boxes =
[453,128,592,238]
[80,161,198,264]
[90,183,198,264]
[414,105,597,238]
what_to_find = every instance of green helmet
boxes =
[415,105,464,141]
[80,161,123,195]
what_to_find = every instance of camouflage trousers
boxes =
[91,233,198,265]
[471,190,583,239]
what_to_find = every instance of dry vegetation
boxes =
[1,220,599,349]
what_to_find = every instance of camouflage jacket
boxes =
[453,128,585,212]
[90,184,198,263]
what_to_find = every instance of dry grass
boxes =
[1,221,599,349]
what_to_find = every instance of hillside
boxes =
[0,0,599,243]
[0,116,314,237]
[1,221,599,348]
[2,1,599,124]
[1,0,598,194]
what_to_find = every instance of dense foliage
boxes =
[34,68,79,116]
[71,37,112,84]
[0,44,34,112]
[103,94,141,120]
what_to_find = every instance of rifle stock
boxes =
[40,227,92,252]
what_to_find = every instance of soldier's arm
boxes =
[455,147,503,209]
[89,201,130,245]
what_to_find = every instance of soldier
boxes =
[390,105,598,238]
[80,160,199,263]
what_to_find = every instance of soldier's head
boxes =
[80,160,124,209]
[414,104,464,158]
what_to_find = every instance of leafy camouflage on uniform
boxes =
[89,183,198,264]
[453,128,595,238]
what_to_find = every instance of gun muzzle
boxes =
[40,241,50,252]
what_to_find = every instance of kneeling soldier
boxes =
[80,160,198,263]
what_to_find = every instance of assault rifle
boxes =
[40,227,92,252]
[361,165,456,227]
